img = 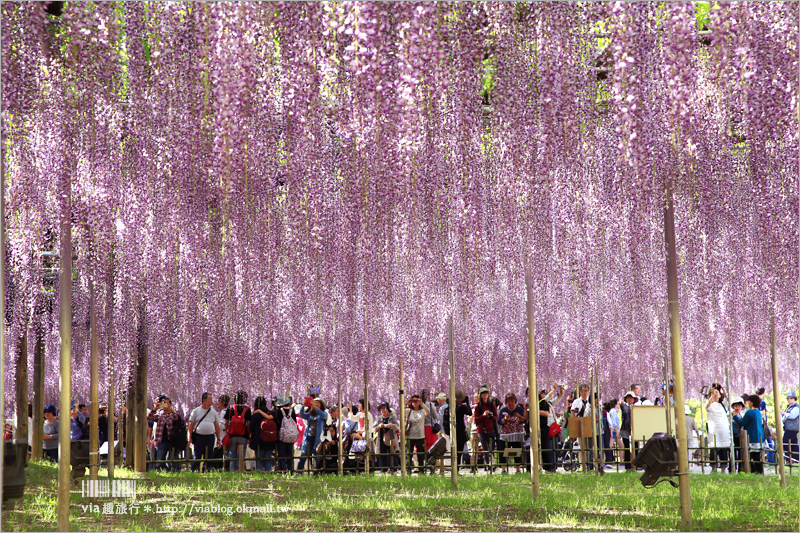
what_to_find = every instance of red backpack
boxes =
[260,418,278,442]
[228,405,249,436]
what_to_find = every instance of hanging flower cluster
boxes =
[1,1,797,415]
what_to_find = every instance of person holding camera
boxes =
[705,386,731,473]
[474,386,498,472]
[147,397,180,471]
[405,394,431,474]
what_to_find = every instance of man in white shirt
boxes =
[187,392,221,472]
[570,384,594,470]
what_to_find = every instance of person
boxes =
[187,392,221,472]
[70,401,86,441]
[250,396,276,472]
[317,406,340,474]
[570,384,594,470]
[630,384,643,406]
[706,386,730,473]
[684,404,700,456]
[78,404,90,439]
[224,391,251,471]
[468,393,481,472]
[734,395,765,474]
[755,387,768,425]
[405,394,430,474]
[273,395,297,472]
[211,394,230,471]
[435,392,448,432]
[42,405,59,462]
[606,399,622,465]
[731,396,746,472]
[147,396,180,471]
[420,389,440,451]
[781,391,798,464]
[496,392,525,474]
[298,398,328,471]
[373,402,399,473]
[347,399,374,442]
[620,391,636,470]
[474,386,497,472]
[441,390,472,468]
[97,406,109,448]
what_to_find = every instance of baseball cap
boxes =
[44,404,56,414]
[624,391,638,401]
[787,392,797,400]
[436,392,447,401]
[479,386,489,395]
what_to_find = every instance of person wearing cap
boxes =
[272,395,297,473]
[474,386,498,472]
[373,402,400,473]
[781,391,798,464]
[405,394,431,474]
[69,401,86,441]
[734,395,765,473]
[620,391,636,470]
[730,396,746,472]
[42,405,59,462]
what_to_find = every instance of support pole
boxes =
[399,359,407,478]
[664,351,672,436]
[699,400,705,474]
[0,148,5,506]
[725,367,735,473]
[134,303,147,475]
[89,277,99,480]
[525,271,540,499]
[664,176,692,527]
[364,367,369,475]
[337,385,343,476]
[125,389,135,469]
[448,315,457,488]
[770,317,786,487]
[32,327,44,460]
[15,330,29,457]
[57,204,72,532]
[108,379,115,479]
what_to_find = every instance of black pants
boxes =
[749,450,763,474]
[784,430,798,463]
[409,438,426,470]
[541,435,556,472]
[44,448,58,462]
[622,437,632,470]
[710,447,729,469]
[192,433,216,472]
[602,429,613,463]
[378,440,396,472]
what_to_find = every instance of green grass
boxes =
[2,460,798,531]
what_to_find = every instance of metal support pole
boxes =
[338,384,343,476]
[525,272,540,498]
[664,176,692,527]
[58,206,72,532]
[770,317,786,487]
[108,379,115,479]
[448,315,457,488]
[399,359,407,478]
[89,277,99,480]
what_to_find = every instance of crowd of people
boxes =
[7,381,798,476]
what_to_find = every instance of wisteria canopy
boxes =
[1,1,797,416]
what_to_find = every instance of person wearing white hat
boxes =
[620,391,637,470]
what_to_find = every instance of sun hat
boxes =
[436,392,447,401]
[624,391,638,401]
[275,394,292,408]
[731,396,745,407]
[684,404,691,415]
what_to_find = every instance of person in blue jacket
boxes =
[733,395,765,474]
[298,398,329,471]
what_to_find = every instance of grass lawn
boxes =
[2,460,798,531]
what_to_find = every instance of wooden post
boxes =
[134,303,147,475]
[664,175,692,527]
[770,317,786,487]
[57,206,72,532]
[32,327,44,460]
[108,379,115,479]
[591,372,600,474]
[399,359,407,478]
[699,400,705,474]
[238,444,245,473]
[338,385,343,476]
[364,367,369,475]
[89,277,99,480]
[525,272,540,498]
[448,315,457,488]
[725,367,735,473]
[15,330,29,454]
[663,352,672,436]
[741,431,750,473]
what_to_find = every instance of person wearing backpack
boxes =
[188,392,221,472]
[147,397,180,472]
[224,391,251,471]
[249,396,277,471]
[781,392,798,464]
[272,395,297,473]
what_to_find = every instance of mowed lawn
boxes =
[2,460,798,532]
